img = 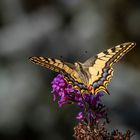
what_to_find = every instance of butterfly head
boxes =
[74,62,83,70]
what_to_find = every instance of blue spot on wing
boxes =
[100,77,105,81]
[103,68,109,73]
[93,82,98,88]
[92,68,111,89]
[98,81,102,85]
[103,73,108,77]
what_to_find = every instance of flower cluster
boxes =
[51,74,134,140]
[51,74,108,123]
[73,122,134,140]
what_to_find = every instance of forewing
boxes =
[29,56,83,83]
[83,42,136,94]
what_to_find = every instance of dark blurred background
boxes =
[0,0,140,140]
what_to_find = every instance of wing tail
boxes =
[94,86,110,95]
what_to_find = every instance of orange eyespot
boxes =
[88,85,93,92]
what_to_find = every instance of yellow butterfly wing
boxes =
[29,56,83,83]
[83,42,136,94]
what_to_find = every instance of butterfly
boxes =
[29,42,135,95]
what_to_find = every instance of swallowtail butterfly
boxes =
[29,42,135,95]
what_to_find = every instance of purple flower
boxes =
[51,74,108,123]
[76,112,84,120]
